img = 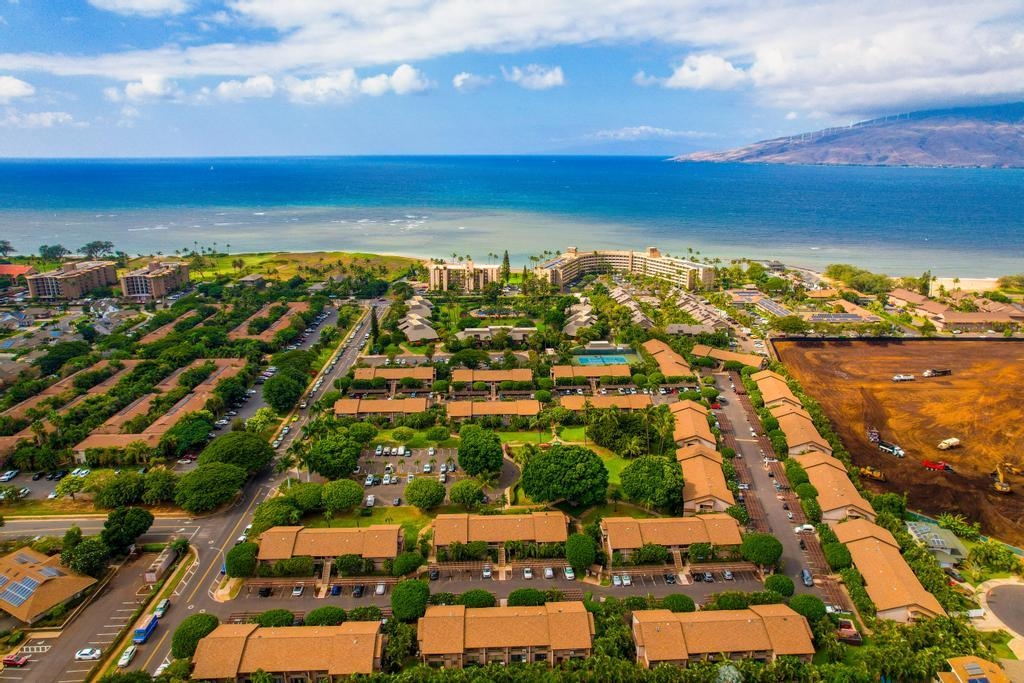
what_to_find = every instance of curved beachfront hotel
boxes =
[534,247,715,291]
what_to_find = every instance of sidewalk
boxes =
[974,578,1024,659]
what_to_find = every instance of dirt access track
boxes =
[774,339,1024,546]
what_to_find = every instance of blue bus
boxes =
[133,614,158,644]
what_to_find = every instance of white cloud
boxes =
[1,2,1023,116]
[587,125,716,141]
[0,75,34,103]
[785,111,799,120]
[88,0,190,16]
[105,74,182,103]
[285,64,431,102]
[452,72,494,92]
[637,54,750,90]
[214,74,276,100]
[1,108,77,128]
[502,64,565,90]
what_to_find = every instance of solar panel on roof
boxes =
[40,566,63,578]
[14,553,32,565]
[0,576,9,588]
[965,663,985,674]
[21,577,39,590]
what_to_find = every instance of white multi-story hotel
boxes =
[535,247,714,291]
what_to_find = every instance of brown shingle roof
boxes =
[679,453,735,507]
[551,364,631,379]
[418,603,595,655]
[451,368,533,383]
[353,366,435,381]
[444,400,541,418]
[641,339,692,377]
[633,604,814,665]
[560,394,652,411]
[834,519,945,619]
[888,288,930,307]
[775,411,832,455]
[601,514,741,551]
[333,397,429,416]
[690,344,766,368]
[670,401,715,446]
[792,454,874,519]
[433,512,567,547]
[257,526,400,561]
[755,375,800,408]
[192,622,383,679]
[0,547,96,623]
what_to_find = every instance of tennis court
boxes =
[576,355,629,365]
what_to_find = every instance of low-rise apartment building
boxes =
[791,452,875,523]
[670,400,716,449]
[333,397,429,420]
[676,444,735,513]
[426,260,501,292]
[456,325,536,343]
[27,261,117,300]
[119,260,190,301]
[769,404,833,456]
[632,605,815,668]
[418,602,595,668]
[445,399,541,422]
[641,339,692,378]
[0,547,97,624]
[191,622,384,681]
[352,366,436,383]
[600,514,742,561]
[451,368,534,386]
[833,519,945,622]
[257,525,401,570]
[560,394,652,411]
[535,246,714,291]
[689,344,766,369]
[751,370,802,410]
[433,512,568,552]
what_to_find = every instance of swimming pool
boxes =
[576,355,629,366]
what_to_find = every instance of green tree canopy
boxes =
[458,589,496,608]
[392,551,424,577]
[174,462,247,514]
[254,609,294,627]
[197,432,274,474]
[226,542,259,578]
[521,445,608,507]
[391,579,430,622]
[619,455,684,513]
[100,507,154,555]
[661,594,696,613]
[457,424,504,476]
[305,606,347,626]
[321,479,364,517]
[507,588,546,607]
[764,574,795,597]
[61,537,109,577]
[740,533,784,568]
[448,479,484,510]
[788,594,827,624]
[305,435,361,480]
[405,478,446,510]
[565,534,596,572]
[171,613,220,659]
[262,374,304,413]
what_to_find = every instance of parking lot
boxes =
[357,447,460,505]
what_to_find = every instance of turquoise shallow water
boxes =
[1,156,1021,276]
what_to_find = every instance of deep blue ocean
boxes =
[1,156,1021,276]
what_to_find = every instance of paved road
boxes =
[709,372,818,596]
[987,585,1024,636]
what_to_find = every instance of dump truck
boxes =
[922,459,954,472]
[867,427,880,443]
[937,438,961,450]
[878,440,906,458]
[859,466,887,482]
[892,374,916,382]
[923,369,953,377]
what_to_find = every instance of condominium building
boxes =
[535,247,715,291]
[119,260,190,301]
[418,602,595,668]
[26,261,117,300]
[426,260,501,292]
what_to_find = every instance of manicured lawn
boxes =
[401,343,435,355]
[4,498,101,517]
[573,502,656,526]
[982,629,1017,660]
[173,251,417,282]
[497,431,550,444]
[375,429,458,449]
[558,426,587,442]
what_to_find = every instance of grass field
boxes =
[128,251,418,282]
[375,428,458,449]
[305,506,429,543]
[558,426,587,442]
[497,431,549,444]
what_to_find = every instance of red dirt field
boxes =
[774,339,1024,546]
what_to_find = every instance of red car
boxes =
[2,654,29,667]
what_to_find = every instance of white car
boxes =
[523,567,533,580]
[621,574,632,586]
[117,645,137,668]
[75,648,102,661]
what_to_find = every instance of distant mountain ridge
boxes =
[676,102,1024,168]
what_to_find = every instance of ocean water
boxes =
[1,156,1022,277]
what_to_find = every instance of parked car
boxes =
[723,570,734,580]
[365,495,375,508]
[664,573,677,585]
[292,585,304,597]
[258,587,272,597]
[703,572,714,583]
[543,567,555,579]
[75,648,102,661]
[621,574,632,586]
[564,567,575,580]
[352,584,365,598]
[612,574,622,587]
[482,565,492,579]
[0,470,20,482]
[2,654,29,667]
[375,583,386,596]
[429,568,440,581]
[943,567,965,582]
[364,474,374,486]
[801,569,814,587]
[330,584,342,596]
[523,567,533,580]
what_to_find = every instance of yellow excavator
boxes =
[992,464,1011,494]
[1002,462,1024,476]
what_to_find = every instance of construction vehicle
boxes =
[922,459,954,472]
[991,465,1011,494]
[859,466,887,482]
[867,427,880,443]
[923,369,953,377]
[937,438,961,450]
[878,440,906,458]
[1002,462,1024,476]
[892,374,916,382]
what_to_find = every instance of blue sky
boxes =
[1,0,1023,157]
